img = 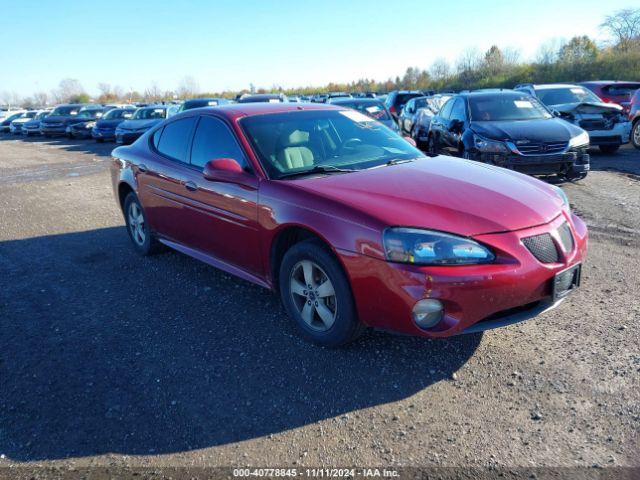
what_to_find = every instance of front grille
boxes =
[579,119,609,131]
[522,233,559,263]
[516,141,567,155]
[557,222,574,253]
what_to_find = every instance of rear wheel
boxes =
[599,144,620,154]
[632,120,640,150]
[123,192,161,256]
[279,240,364,347]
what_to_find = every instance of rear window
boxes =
[602,83,640,96]
[394,93,422,106]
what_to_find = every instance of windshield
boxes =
[469,95,552,121]
[240,110,423,179]
[77,109,102,119]
[36,111,49,120]
[24,111,38,119]
[132,107,166,120]
[536,87,602,106]
[335,102,391,121]
[103,108,133,120]
[51,106,80,116]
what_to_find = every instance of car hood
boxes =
[118,119,162,130]
[470,118,582,143]
[550,101,623,115]
[12,118,31,124]
[290,156,564,236]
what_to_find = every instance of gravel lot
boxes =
[0,134,638,475]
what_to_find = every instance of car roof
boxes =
[460,90,524,98]
[530,83,583,90]
[174,102,345,121]
[329,98,383,104]
[580,80,640,85]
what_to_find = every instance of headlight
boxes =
[568,131,589,148]
[551,185,571,213]
[85,121,96,129]
[383,228,495,265]
[473,134,509,153]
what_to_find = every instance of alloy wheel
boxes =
[289,260,337,332]
[633,122,640,148]
[128,202,146,246]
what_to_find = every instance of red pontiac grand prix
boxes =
[111,103,587,346]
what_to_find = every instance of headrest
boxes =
[283,129,309,146]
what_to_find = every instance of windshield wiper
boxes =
[276,165,357,180]
[385,158,415,166]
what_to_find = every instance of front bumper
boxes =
[340,212,588,338]
[92,127,116,140]
[40,125,67,136]
[480,148,590,176]
[70,127,93,138]
[582,121,631,146]
[115,131,144,144]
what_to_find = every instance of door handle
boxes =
[138,164,148,173]
[184,181,198,192]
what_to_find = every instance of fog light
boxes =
[412,299,444,329]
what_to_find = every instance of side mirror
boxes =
[203,158,244,182]
[403,136,417,147]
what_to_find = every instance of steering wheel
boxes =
[339,138,363,154]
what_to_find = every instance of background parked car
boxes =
[237,93,288,103]
[409,94,453,149]
[580,80,640,115]
[428,90,590,180]
[384,90,426,121]
[68,106,112,139]
[177,98,231,112]
[517,83,631,154]
[629,89,640,150]
[0,110,26,132]
[328,97,398,131]
[91,107,135,142]
[9,110,39,134]
[40,104,86,137]
[22,110,51,136]
[115,105,167,144]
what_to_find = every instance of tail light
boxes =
[390,105,396,114]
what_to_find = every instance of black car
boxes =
[328,98,399,131]
[68,106,112,139]
[384,90,427,121]
[40,104,89,137]
[427,90,590,180]
[408,94,454,149]
[178,97,231,112]
[91,107,135,142]
[237,93,288,103]
[398,96,434,135]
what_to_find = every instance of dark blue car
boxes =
[115,106,168,144]
[427,90,591,180]
[91,107,135,142]
[39,104,88,137]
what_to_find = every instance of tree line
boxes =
[1,7,639,108]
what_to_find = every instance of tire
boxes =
[632,120,640,150]
[427,135,438,156]
[599,144,620,154]
[123,192,161,256]
[279,240,365,347]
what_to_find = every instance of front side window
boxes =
[190,116,247,169]
[240,110,423,179]
[450,98,466,122]
[438,98,455,119]
[156,117,197,162]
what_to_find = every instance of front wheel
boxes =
[599,144,620,154]
[632,121,640,150]
[279,240,364,347]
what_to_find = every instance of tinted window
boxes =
[536,87,601,106]
[156,117,196,161]
[469,94,552,121]
[152,127,164,149]
[450,98,466,122]
[439,98,455,119]
[190,116,247,168]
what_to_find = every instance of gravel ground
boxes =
[0,134,638,476]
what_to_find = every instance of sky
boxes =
[0,0,634,97]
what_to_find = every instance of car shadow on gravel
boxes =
[0,227,481,461]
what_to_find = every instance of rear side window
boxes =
[156,117,197,162]
[190,116,247,169]
[152,127,163,149]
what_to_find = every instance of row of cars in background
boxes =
[0,80,638,180]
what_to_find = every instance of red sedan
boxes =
[111,103,587,346]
